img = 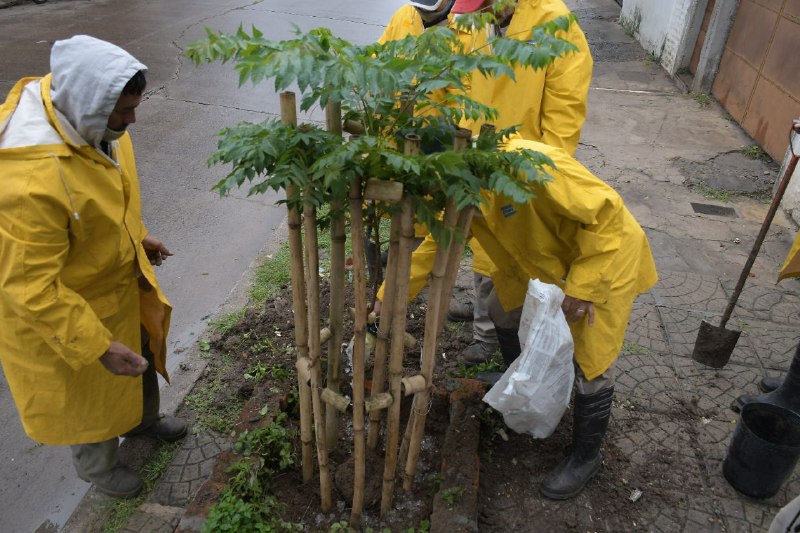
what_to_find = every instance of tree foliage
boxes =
[186,0,575,242]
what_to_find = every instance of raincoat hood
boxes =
[50,35,147,147]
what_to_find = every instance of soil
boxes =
[189,274,702,532]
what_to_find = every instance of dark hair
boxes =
[121,70,147,95]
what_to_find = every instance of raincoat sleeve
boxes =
[0,160,112,369]
[377,233,438,303]
[539,24,592,156]
[378,5,424,44]
[543,169,624,304]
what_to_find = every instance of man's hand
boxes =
[99,341,149,377]
[372,299,383,316]
[561,295,595,326]
[142,234,172,266]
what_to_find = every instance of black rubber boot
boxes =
[540,387,614,500]
[494,327,521,368]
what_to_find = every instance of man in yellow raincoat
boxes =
[0,35,185,499]
[378,137,657,498]
[379,0,593,365]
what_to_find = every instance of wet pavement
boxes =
[3,0,800,531]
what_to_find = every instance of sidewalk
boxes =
[64,0,800,531]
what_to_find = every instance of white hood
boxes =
[50,35,147,147]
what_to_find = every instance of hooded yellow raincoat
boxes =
[383,138,657,379]
[779,234,800,282]
[0,36,171,446]
[378,0,593,277]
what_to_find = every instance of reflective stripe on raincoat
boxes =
[0,38,171,445]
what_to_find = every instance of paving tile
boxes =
[745,319,800,372]
[650,271,729,315]
[719,278,800,325]
[615,353,683,413]
[623,302,670,354]
[670,359,765,415]
[658,306,763,370]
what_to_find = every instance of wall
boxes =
[619,0,675,57]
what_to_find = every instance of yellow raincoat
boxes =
[0,40,171,446]
[779,233,800,281]
[378,0,593,275]
[382,138,657,379]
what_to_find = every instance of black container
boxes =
[723,402,800,499]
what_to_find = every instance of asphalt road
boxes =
[0,0,404,530]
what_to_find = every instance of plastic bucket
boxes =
[723,402,800,499]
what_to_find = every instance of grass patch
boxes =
[692,181,732,203]
[103,441,180,533]
[211,309,246,334]
[741,144,768,161]
[452,352,504,379]
[622,342,654,355]
[185,352,244,434]
[691,92,712,108]
[250,242,293,304]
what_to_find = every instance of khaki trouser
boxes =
[473,273,497,344]
[487,288,616,394]
[71,328,159,478]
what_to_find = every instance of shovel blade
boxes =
[692,320,741,368]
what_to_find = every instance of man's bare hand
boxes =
[142,234,172,266]
[561,295,595,326]
[99,341,148,377]
[372,299,383,316]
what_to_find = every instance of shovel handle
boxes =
[719,123,800,329]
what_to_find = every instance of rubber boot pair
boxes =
[540,386,614,499]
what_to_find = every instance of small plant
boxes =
[198,339,211,352]
[741,144,768,161]
[211,309,246,334]
[202,491,302,533]
[723,112,736,122]
[440,485,465,509]
[691,92,712,108]
[453,352,504,379]
[692,181,732,203]
[244,361,268,382]
[644,52,660,64]
[233,412,297,473]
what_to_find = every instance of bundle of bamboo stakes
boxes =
[280,91,477,528]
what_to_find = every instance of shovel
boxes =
[692,120,800,368]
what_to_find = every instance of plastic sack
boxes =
[483,279,575,438]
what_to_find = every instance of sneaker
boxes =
[447,298,474,322]
[124,414,187,442]
[80,464,143,499]
[461,340,499,366]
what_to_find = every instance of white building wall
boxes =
[620,0,677,56]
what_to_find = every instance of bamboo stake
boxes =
[380,194,415,515]
[304,189,332,512]
[349,176,368,528]
[402,128,473,490]
[280,92,314,483]
[401,201,458,491]
[326,101,345,450]
[367,210,401,450]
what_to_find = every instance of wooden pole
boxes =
[326,101,345,450]
[348,176,368,528]
[367,210,401,450]
[280,92,314,483]
[402,128,473,490]
[380,133,420,514]
[304,197,332,511]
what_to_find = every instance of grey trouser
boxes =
[473,273,497,344]
[71,328,159,478]
[487,288,616,394]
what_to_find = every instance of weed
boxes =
[618,7,641,39]
[440,485,465,509]
[621,342,653,355]
[692,181,731,203]
[741,144,768,161]
[202,491,302,533]
[445,320,467,334]
[211,309,246,334]
[244,361,268,382]
[479,406,506,455]
[691,92,712,108]
[198,339,211,352]
[250,242,293,304]
[453,352,504,379]
[102,442,180,533]
[232,412,297,473]
[644,52,660,64]
[426,471,443,497]
[723,112,736,122]
[185,353,243,434]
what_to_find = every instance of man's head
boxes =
[410,0,456,26]
[105,70,147,140]
[50,35,147,146]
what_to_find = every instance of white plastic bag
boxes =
[483,279,575,438]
